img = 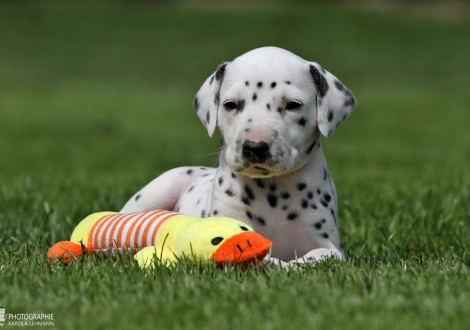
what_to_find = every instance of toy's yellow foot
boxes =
[48,241,85,263]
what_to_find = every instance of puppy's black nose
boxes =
[242,140,269,163]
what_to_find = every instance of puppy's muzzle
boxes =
[242,140,270,164]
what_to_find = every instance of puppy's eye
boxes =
[285,101,303,110]
[223,101,237,111]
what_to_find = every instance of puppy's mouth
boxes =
[239,161,289,178]
[240,165,275,178]
[225,138,296,178]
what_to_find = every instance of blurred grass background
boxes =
[0,1,470,329]
[1,0,469,180]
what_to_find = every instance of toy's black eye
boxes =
[240,226,249,231]
[223,101,237,111]
[285,101,303,110]
[211,237,224,245]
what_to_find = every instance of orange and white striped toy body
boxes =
[78,210,179,257]
[48,210,272,269]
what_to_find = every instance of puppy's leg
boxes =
[291,248,343,264]
[121,167,203,213]
[263,248,343,270]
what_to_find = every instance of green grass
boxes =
[1,1,470,329]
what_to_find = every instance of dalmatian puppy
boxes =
[121,47,356,267]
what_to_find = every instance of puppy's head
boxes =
[193,47,356,178]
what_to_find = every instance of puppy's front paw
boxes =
[294,248,343,264]
[261,256,291,269]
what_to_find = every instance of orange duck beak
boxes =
[210,231,272,268]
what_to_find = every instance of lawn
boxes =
[0,1,469,329]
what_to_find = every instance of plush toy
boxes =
[48,210,272,269]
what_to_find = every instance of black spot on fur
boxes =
[285,81,291,85]
[331,209,337,226]
[225,188,235,197]
[266,103,271,111]
[281,192,290,199]
[337,81,355,107]
[327,111,334,122]
[206,111,210,124]
[237,99,246,112]
[231,173,236,179]
[252,93,257,101]
[214,91,220,106]
[297,117,307,127]
[317,189,321,194]
[215,63,227,81]
[271,82,277,88]
[188,186,195,192]
[323,168,328,180]
[246,211,253,220]
[282,204,289,211]
[241,195,251,206]
[193,96,199,112]
[256,216,266,226]
[309,65,329,98]
[267,193,278,208]
[321,199,329,207]
[297,183,307,191]
[311,204,317,209]
[287,211,299,221]
[306,142,316,154]
[257,82,263,88]
[301,199,308,209]
[334,80,345,91]
[209,75,214,85]
[135,194,141,201]
[269,184,277,192]
[244,185,255,200]
[324,193,332,203]
[187,169,193,175]
[202,173,210,177]
[314,221,323,230]
[277,107,283,115]
[321,232,329,239]
[344,97,356,107]
[245,81,249,86]
[201,210,206,218]
[254,178,265,189]
[218,177,224,186]
[307,191,313,199]
[213,210,219,215]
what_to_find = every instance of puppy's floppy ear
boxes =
[309,62,356,138]
[193,62,229,137]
